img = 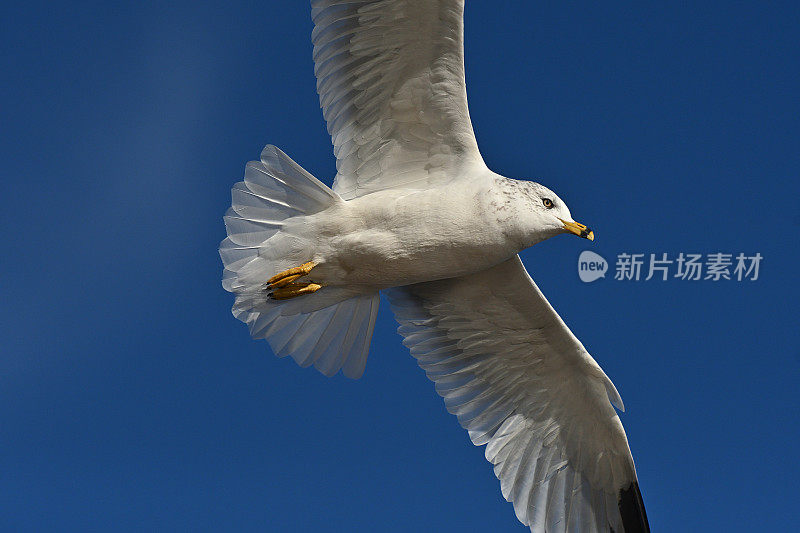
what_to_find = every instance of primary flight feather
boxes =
[220,1,650,531]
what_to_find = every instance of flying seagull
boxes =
[220,1,650,531]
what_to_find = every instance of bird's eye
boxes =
[542,198,554,209]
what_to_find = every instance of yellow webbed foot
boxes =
[269,282,322,300]
[266,262,321,299]
[267,261,317,289]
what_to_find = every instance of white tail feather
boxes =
[221,145,380,379]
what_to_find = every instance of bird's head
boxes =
[523,182,594,242]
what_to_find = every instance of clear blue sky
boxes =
[2,2,799,531]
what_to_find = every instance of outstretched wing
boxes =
[311,0,486,200]
[387,257,649,533]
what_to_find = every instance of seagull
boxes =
[220,1,650,531]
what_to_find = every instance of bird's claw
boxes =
[268,282,322,300]
[266,262,321,299]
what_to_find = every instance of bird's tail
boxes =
[219,145,380,379]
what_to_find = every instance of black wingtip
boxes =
[618,481,650,533]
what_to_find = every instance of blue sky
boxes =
[2,2,799,531]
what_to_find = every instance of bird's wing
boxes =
[311,0,486,200]
[386,256,649,533]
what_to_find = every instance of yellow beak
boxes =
[560,218,595,241]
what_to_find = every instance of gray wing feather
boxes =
[387,256,646,532]
[311,0,485,199]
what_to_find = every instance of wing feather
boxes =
[311,0,485,199]
[386,256,649,532]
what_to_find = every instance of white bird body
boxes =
[220,1,650,531]
[288,171,566,290]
